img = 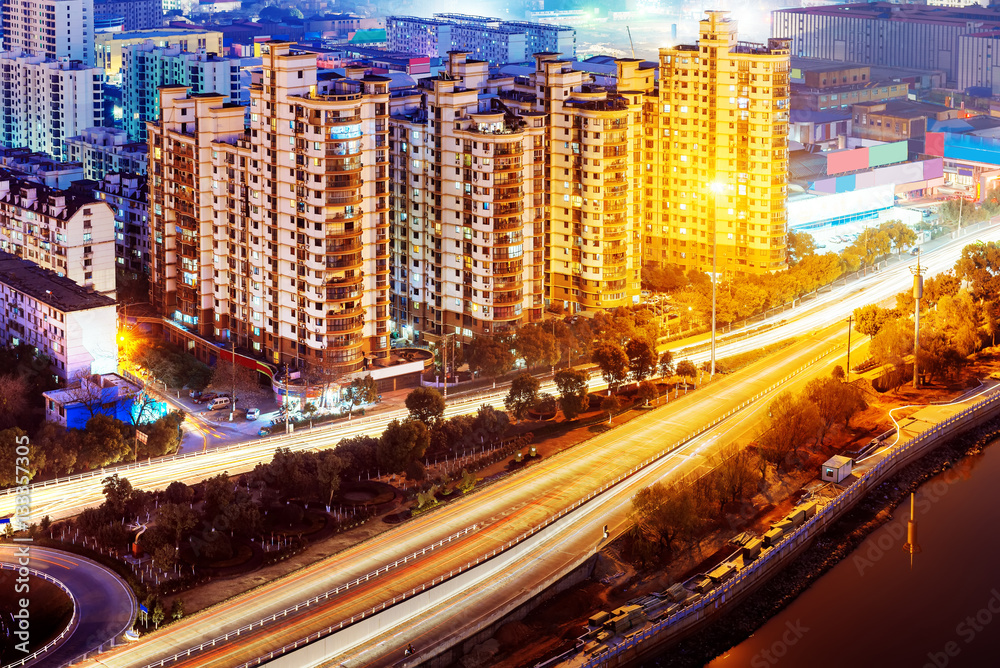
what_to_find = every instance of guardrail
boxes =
[0,562,78,668]
[149,341,845,668]
[582,381,1000,667]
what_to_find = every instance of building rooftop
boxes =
[102,28,214,40]
[0,251,116,311]
[852,99,950,119]
[777,2,1000,24]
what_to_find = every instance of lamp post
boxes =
[911,249,924,388]
[708,181,724,379]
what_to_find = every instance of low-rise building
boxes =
[0,251,117,381]
[43,372,143,428]
[65,127,148,180]
[0,148,85,189]
[0,171,117,296]
[852,99,961,142]
[95,0,162,32]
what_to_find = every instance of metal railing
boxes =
[0,562,78,668]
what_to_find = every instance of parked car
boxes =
[189,389,202,400]
[207,396,231,411]
[910,246,921,255]
[245,407,260,421]
[258,426,272,437]
[195,393,217,404]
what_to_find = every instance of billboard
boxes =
[825,140,909,175]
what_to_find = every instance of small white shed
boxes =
[821,455,853,483]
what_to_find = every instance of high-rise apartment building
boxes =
[96,28,223,83]
[65,127,147,181]
[389,52,651,338]
[149,42,390,375]
[0,51,104,162]
[0,170,117,296]
[649,11,789,276]
[95,0,162,32]
[123,43,241,142]
[91,172,149,280]
[2,0,93,65]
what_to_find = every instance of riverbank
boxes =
[647,410,1000,667]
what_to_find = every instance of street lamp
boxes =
[708,181,725,379]
[911,249,924,388]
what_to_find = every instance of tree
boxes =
[625,338,657,382]
[170,598,185,621]
[878,220,917,256]
[853,304,898,338]
[675,360,697,385]
[0,375,29,429]
[164,481,193,505]
[870,318,915,389]
[842,227,891,271]
[757,392,821,470]
[636,380,658,406]
[405,387,445,426]
[142,411,185,458]
[34,423,78,477]
[706,443,759,515]
[505,371,540,422]
[0,428,44,487]
[657,350,675,378]
[955,241,1000,301]
[156,502,197,548]
[78,414,130,470]
[336,434,379,478]
[345,375,378,417]
[378,419,430,474]
[101,474,134,520]
[202,472,234,519]
[591,341,629,392]
[630,482,700,561]
[464,336,513,384]
[787,229,816,265]
[514,323,558,369]
[554,368,590,420]
[472,404,510,442]
[641,263,687,293]
[804,375,866,442]
[603,395,622,424]
[430,415,476,454]
[207,360,261,418]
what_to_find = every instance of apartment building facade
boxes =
[0,250,117,380]
[123,43,241,142]
[2,0,94,65]
[149,42,390,377]
[92,171,149,279]
[650,11,790,276]
[0,171,116,295]
[96,28,223,82]
[0,51,103,162]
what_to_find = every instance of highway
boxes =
[0,545,135,667]
[76,322,854,668]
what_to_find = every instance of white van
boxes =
[207,396,231,411]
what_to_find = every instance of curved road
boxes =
[0,545,135,666]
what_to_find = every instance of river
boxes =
[706,439,1000,668]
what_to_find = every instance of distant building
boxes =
[790,60,909,113]
[96,28,224,83]
[65,127,148,180]
[852,99,962,142]
[122,43,241,142]
[2,0,94,65]
[0,51,104,162]
[43,373,149,428]
[387,14,575,64]
[0,171,117,296]
[789,110,852,151]
[94,0,162,32]
[0,251,117,381]
[773,3,1000,89]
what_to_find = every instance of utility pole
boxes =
[709,182,723,379]
[283,364,290,434]
[442,333,448,400]
[912,249,924,388]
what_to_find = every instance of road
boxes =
[75,322,852,668]
[6,221,996,526]
[0,545,135,667]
